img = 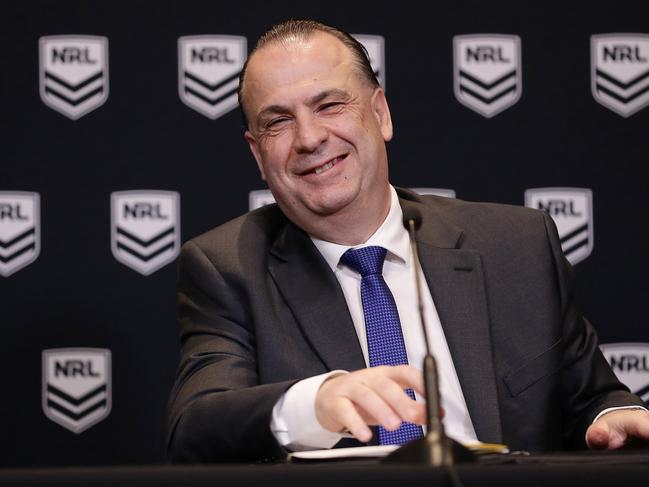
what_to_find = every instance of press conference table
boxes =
[3,452,649,487]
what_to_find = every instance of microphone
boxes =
[383,207,475,465]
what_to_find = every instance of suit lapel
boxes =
[268,221,366,373]
[400,195,503,444]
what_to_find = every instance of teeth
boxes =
[313,156,343,175]
[315,161,334,175]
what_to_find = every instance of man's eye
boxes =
[267,117,289,128]
[319,102,343,111]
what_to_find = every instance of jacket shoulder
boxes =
[181,203,287,270]
[399,187,547,230]
[397,187,554,252]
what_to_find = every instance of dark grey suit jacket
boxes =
[167,188,642,463]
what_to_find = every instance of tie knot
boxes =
[340,246,387,277]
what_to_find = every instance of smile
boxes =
[311,154,347,175]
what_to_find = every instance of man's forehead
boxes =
[249,32,351,74]
[244,33,355,96]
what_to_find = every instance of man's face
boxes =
[242,33,393,233]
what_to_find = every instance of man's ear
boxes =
[245,130,266,181]
[371,88,393,142]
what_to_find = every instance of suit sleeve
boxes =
[167,240,296,463]
[541,213,645,448]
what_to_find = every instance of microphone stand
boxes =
[383,217,475,465]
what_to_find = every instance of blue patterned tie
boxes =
[340,246,424,445]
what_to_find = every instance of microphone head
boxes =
[402,207,422,231]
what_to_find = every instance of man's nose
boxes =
[293,114,328,153]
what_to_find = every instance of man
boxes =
[167,20,649,463]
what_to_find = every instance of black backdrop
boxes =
[2,0,648,468]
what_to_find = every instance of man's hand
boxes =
[586,409,649,449]
[314,365,427,443]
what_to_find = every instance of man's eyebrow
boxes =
[307,88,350,105]
[256,104,289,124]
[256,89,351,124]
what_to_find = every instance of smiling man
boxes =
[241,28,392,247]
[167,20,649,463]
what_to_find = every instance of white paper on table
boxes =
[288,445,398,461]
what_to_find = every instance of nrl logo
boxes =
[178,35,247,119]
[42,348,112,434]
[600,343,649,405]
[525,188,593,265]
[454,34,522,118]
[591,34,649,117]
[411,188,456,199]
[0,191,40,277]
[111,190,180,275]
[39,35,109,120]
[249,189,276,210]
[352,34,386,89]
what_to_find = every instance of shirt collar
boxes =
[311,186,410,272]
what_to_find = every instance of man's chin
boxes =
[304,193,358,218]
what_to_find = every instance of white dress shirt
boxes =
[270,186,478,450]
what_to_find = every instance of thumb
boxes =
[586,419,611,449]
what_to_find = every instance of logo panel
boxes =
[352,34,386,89]
[111,191,180,275]
[0,191,40,277]
[42,348,112,434]
[178,35,247,119]
[249,189,276,210]
[39,36,109,120]
[525,188,593,265]
[601,343,649,404]
[411,187,456,198]
[591,34,649,117]
[454,34,522,118]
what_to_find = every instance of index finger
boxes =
[377,365,425,397]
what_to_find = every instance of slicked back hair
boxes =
[238,19,379,128]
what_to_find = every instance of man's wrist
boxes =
[593,405,649,423]
[271,370,349,451]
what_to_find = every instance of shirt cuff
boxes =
[271,370,349,451]
[593,405,649,423]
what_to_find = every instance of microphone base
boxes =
[381,435,477,465]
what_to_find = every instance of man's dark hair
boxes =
[238,19,379,128]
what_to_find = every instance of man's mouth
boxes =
[310,154,347,175]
